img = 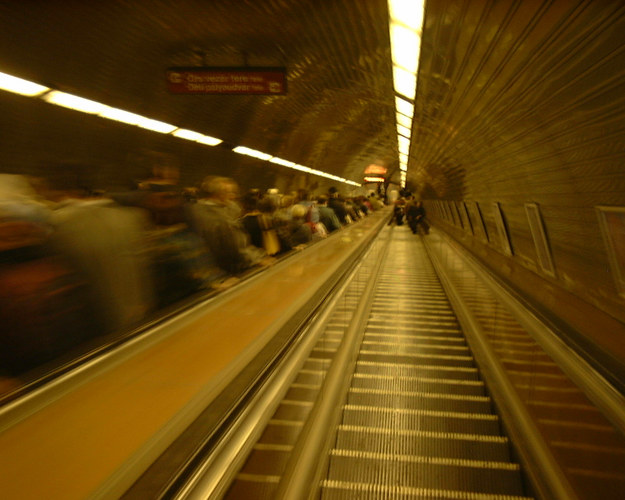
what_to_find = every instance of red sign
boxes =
[364,164,387,175]
[166,67,287,95]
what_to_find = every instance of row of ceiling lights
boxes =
[388,0,426,189]
[0,70,359,187]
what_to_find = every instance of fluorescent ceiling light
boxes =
[172,128,204,141]
[388,0,425,31]
[398,137,410,155]
[393,66,416,100]
[196,135,222,146]
[397,124,411,138]
[42,90,108,114]
[0,71,49,96]
[99,107,144,125]
[399,153,408,163]
[396,112,412,129]
[233,146,273,161]
[294,164,313,173]
[171,128,222,145]
[395,96,414,118]
[390,24,420,73]
[399,163,407,172]
[269,157,296,168]
[135,117,177,134]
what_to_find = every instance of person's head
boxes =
[317,195,328,206]
[280,195,294,209]
[258,196,278,214]
[291,204,307,220]
[201,176,239,205]
[240,191,259,213]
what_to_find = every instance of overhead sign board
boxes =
[166,67,287,95]
[364,164,387,175]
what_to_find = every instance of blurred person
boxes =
[369,193,384,210]
[344,197,362,221]
[406,199,429,235]
[282,204,313,250]
[327,187,350,225]
[47,182,156,335]
[316,195,341,233]
[388,198,406,226]
[240,190,263,249]
[0,175,94,375]
[189,176,273,274]
[295,189,320,224]
[257,196,282,256]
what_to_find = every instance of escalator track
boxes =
[222,225,532,499]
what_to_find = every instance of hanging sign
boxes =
[166,67,287,95]
[364,164,387,175]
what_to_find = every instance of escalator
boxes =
[222,225,532,499]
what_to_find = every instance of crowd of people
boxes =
[0,170,385,380]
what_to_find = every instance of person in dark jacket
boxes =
[406,199,429,234]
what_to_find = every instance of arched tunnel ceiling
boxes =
[0,0,399,187]
[1,0,624,202]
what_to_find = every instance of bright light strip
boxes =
[233,146,273,161]
[398,135,410,151]
[393,66,416,100]
[390,24,420,73]
[134,117,177,133]
[171,128,223,146]
[396,96,414,118]
[42,90,108,114]
[396,113,412,131]
[389,0,425,31]
[292,164,313,173]
[196,135,222,146]
[397,124,411,138]
[0,71,49,96]
[172,128,205,141]
[389,0,426,186]
[98,107,177,134]
[269,157,296,168]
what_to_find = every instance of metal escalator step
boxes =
[272,400,313,421]
[333,425,512,462]
[364,333,466,346]
[256,420,303,445]
[237,448,290,476]
[358,350,475,368]
[341,405,502,435]
[324,449,526,496]
[360,341,470,357]
[356,360,479,381]
[295,370,327,386]
[365,325,463,336]
[368,318,459,329]
[224,473,279,500]
[351,373,485,397]
[321,479,532,500]
[346,388,493,414]
[303,358,331,371]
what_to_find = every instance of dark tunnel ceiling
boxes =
[2,0,625,201]
[0,0,399,186]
